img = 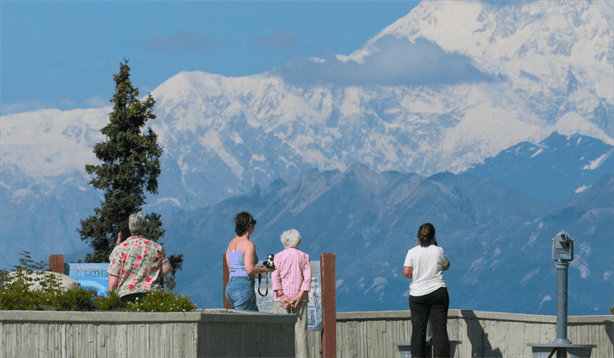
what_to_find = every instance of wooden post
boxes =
[49,255,64,274]
[223,253,232,309]
[321,253,336,358]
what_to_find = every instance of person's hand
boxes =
[290,292,304,309]
[116,232,122,245]
[281,295,291,309]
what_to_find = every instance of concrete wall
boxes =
[3,309,612,358]
[0,309,296,358]
[325,309,614,358]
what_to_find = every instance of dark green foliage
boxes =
[93,291,125,311]
[165,253,185,292]
[1,262,196,312]
[125,290,197,312]
[0,261,64,310]
[77,60,183,288]
[14,250,48,271]
[53,288,100,311]
[79,60,163,263]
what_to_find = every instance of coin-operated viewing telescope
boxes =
[528,231,596,358]
[553,231,573,258]
[551,231,574,346]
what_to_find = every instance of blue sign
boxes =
[66,263,109,296]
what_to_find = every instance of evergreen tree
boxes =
[79,60,183,290]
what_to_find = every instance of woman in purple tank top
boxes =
[224,212,274,311]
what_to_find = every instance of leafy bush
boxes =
[1,260,196,312]
[0,266,64,310]
[125,290,197,312]
[93,290,126,311]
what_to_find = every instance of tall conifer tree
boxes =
[79,60,183,289]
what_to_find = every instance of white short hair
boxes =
[281,229,302,248]
[129,211,147,236]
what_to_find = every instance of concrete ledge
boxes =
[337,309,614,325]
[334,310,613,358]
[337,310,412,320]
[569,315,614,324]
[1,309,296,357]
[0,309,296,324]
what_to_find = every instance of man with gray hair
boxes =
[107,211,172,303]
[271,229,312,358]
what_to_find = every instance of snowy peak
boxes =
[465,132,614,204]
[359,0,612,70]
[2,0,613,271]
[341,0,613,140]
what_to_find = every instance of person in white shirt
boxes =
[403,223,450,358]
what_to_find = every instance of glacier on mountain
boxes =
[1,0,612,272]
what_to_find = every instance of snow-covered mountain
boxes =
[1,0,612,271]
[466,132,614,204]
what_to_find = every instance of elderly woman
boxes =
[272,229,311,358]
[225,212,274,311]
[403,223,451,358]
[107,211,172,303]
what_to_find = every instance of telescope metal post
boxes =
[527,231,596,358]
[554,260,571,345]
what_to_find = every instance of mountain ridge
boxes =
[1,0,612,300]
[158,164,612,315]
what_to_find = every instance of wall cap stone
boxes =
[0,309,297,324]
[336,309,614,324]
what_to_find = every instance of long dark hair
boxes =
[234,211,257,236]
[417,223,438,247]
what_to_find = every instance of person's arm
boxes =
[290,290,307,308]
[440,248,450,271]
[161,264,172,277]
[271,255,288,304]
[108,274,120,291]
[107,247,123,291]
[403,249,414,279]
[291,255,312,308]
[157,246,173,278]
[275,289,291,308]
[403,266,413,279]
[243,242,273,275]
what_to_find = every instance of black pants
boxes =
[409,287,450,358]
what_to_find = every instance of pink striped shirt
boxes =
[271,247,311,302]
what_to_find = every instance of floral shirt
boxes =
[107,236,171,297]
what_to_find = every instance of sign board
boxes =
[255,260,322,331]
[65,263,109,296]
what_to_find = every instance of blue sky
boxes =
[1,1,422,116]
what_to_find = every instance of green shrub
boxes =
[51,287,100,311]
[125,290,197,312]
[0,266,63,310]
[1,266,196,312]
[94,290,126,311]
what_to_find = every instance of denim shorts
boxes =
[225,276,258,312]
